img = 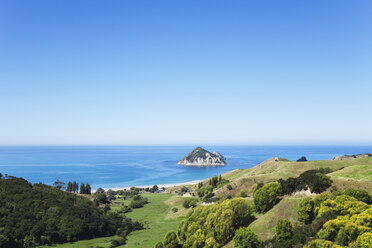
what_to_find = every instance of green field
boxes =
[40,193,188,248]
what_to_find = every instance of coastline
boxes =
[98,179,202,192]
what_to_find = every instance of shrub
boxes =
[237,189,248,198]
[182,198,197,208]
[275,219,294,242]
[172,207,178,213]
[227,184,233,190]
[306,239,342,248]
[254,182,282,213]
[343,188,371,204]
[178,198,254,247]
[356,232,372,248]
[163,231,180,248]
[298,197,316,224]
[233,227,260,248]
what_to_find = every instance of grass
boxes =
[123,193,188,248]
[39,193,189,248]
[248,197,303,241]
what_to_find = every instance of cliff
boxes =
[178,147,227,166]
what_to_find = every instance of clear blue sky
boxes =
[0,0,371,145]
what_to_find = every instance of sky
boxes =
[0,0,371,145]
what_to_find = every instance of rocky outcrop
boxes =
[178,147,227,166]
[332,153,372,161]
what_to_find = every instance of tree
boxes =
[79,183,86,194]
[66,181,73,192]
[96,187,105,194]
[254,182,282,213]
[96,193,109,204]
[233,227,260,248]
[85,183,91,194]
[296,156,307,162]
[53,180,65,190]
[275,219,293,242]
[163,231,179,248]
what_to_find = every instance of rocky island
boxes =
[178,147,227,166]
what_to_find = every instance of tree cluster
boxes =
[0,176,142,248]
[278,169,332,195]
[197,175,229,201]
[66,181,91,194]
[177,198,254,247]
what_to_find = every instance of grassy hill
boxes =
[212,156,372,199]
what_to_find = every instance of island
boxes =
[178,147,227,166]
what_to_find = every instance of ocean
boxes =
[0,145,371,190]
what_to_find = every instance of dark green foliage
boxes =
[298,197,315,224]
[0,176,142,247]
[96,187,105,194]
[278,169,332,195]
[79,183,86,194]
[253,182,282,213]
[197,184,214,199]
[296,156,307,162]
[197,175,229,200]
[129,195,149,209]
[163,231,180,248]
[182,198,197,208]
[275,219,294,242]
[172,208,178,213]
[96,193,110,204]
[149,185,159,193]
[233,227,260,248]
[53,180,65,190]
[227,184,233,190]
[343,188,371,204]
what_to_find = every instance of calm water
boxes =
[0,146,371,189]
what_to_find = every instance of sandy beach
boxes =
[98,179,202,192]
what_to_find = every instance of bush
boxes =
[237,189,248,197]
[233,227,260,248]
[275,219,294,242]
[178,198,254,247]
[227,184,233,190]
[343,188,371,204]
[356,232,372,248]
[172,207,178,213]
[163,231,180,248]
[182,198,197,208]
[298,197,316,224]
[254,182,282,213]
[129,195,148,209]
[96,193,110,204]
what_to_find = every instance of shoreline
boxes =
[97,179,202,192]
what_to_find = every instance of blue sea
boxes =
[0,146,371,190]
